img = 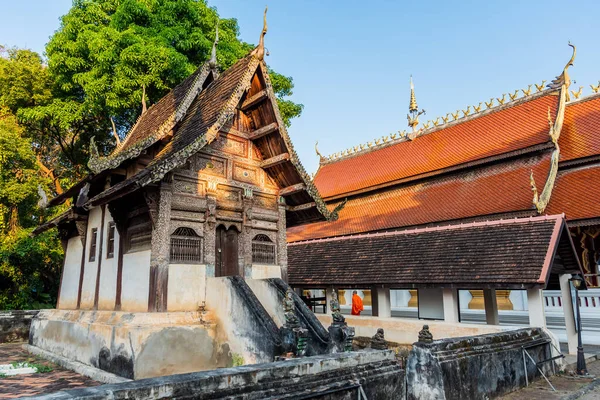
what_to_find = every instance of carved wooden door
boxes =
[215,225,240,277]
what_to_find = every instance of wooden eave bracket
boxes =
[279,183,306,196]
[288,202,316,212]
[248,122,279,140]
[241,89,268,111]
[260,152,290,169]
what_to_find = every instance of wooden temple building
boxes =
[29,12,347,379]
[287,45,594,352]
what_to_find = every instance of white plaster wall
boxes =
[58,236,84,310]
[251,264,281,280]
[245,279,285,327]
[79,207,103,309]
[97,211,118,310]
[167,264,206,311]
[121,250,151,312]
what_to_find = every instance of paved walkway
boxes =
[501,357,600,400]
[0,342,98,399]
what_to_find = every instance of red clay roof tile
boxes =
[288,154,550,242]
[546,164,600,221]
[560,95,600,162]
[314,92,559,198]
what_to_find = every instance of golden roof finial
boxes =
[407,76,425,132]
[208,21,219,70]
[409,76,418,112]
[251,7,268,60]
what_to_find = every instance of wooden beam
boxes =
[247,122,278,140]
[260,153,290,169]
[241,90,268,110]
[288,202,316,212]
[279,183,306,196]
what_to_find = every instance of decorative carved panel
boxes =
[233,163,259,185]
[217,185,242,204]
[171,194,207,212]
[254,193,278,210]
[264,173,278,189]
[211,133,247,157]
[173,176,203,195]
[196,154,226,177]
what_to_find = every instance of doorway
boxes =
[215,225,240,277]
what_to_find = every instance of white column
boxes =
[375,287,391,318]
[442,288,460,323]
[326,286,335,313]
[559,274,578,354]
[527,288,546,327]
[483,289,499,325]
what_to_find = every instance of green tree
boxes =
[24,0,302,173]
[0,108,42,232]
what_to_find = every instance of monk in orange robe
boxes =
[351,290,364,316]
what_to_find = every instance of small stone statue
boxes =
[283,288,300,328]
[418,324,433,344]
[330,290,345,325]
[371,328,388,350]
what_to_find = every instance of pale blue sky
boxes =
[2,0,600,173]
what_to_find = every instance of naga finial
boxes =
[315,141,325,163]
[251,7,268,60]
[547,42,576,100]
[208,21,219,70]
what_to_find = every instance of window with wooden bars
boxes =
[106,222,116,259]
[252,234,276,265]
[170,227,203,264]
[89,228,98,262]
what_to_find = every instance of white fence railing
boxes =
[543,290,600,311]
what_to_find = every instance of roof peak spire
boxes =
[251,6,268,60]
[407,75,425,132]
[208,21,219,70]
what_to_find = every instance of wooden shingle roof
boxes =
[288,215,581,289]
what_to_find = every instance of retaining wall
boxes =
[0,310,39,343]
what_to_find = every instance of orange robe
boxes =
[351,294,364,315]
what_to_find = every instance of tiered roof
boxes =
[288,155,550,242]
[289,45,600,243]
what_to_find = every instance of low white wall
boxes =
[29,309,218,379]
[58,237,83,310]
[121,250,151,312]
[251,264,281,280]
[317,314,508,344]
[167,264,206,311]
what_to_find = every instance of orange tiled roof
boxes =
[560,94,600,162]
[546,164,600,221]
[288,155,550,242]
[314,92,559,198]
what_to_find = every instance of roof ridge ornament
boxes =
[251,7,268,61]
[315,141,326,164]
[208,21,219,70]
[547,42,576,100]
[407,76,426,132]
